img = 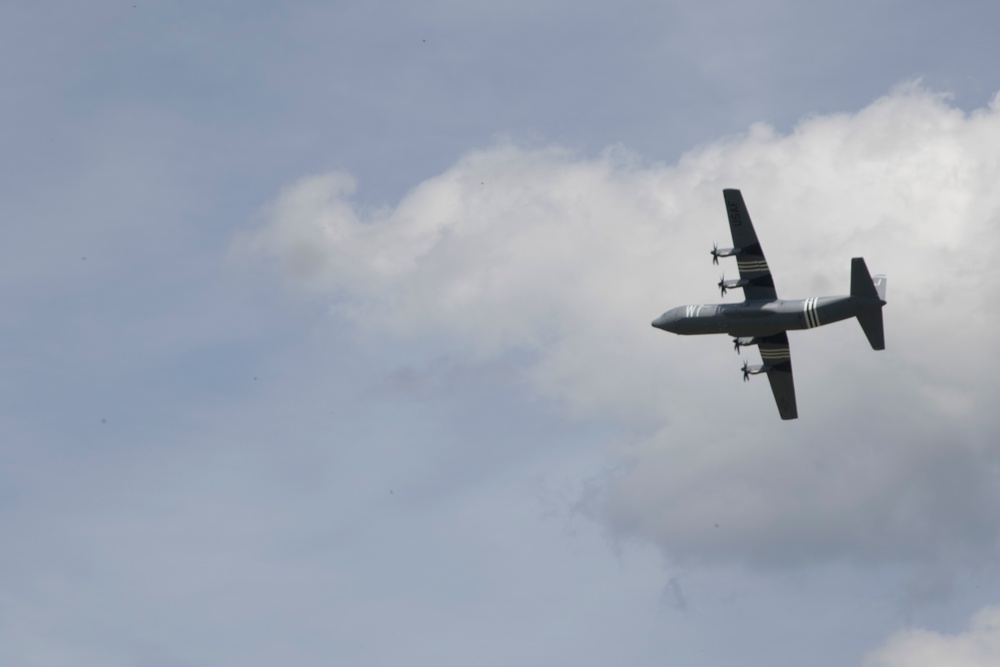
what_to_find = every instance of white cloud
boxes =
[864,606,1000,667]
[242,83,1000,569]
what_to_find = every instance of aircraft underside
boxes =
[651,189,886,420]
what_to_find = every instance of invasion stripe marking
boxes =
[802,297,821,329]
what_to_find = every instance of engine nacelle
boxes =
[718,276,750,296]
[741,360,772,381]
[733,336,764,351]
[711,244,743,265]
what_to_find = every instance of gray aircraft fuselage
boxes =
[651,252,886,421]
[652,188,886,419]
[652,295,874,338]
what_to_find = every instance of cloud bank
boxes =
[242,84,1000,570]
[865,606,1000,667]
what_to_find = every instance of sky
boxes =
[3,1,1000,665]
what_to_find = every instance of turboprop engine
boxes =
[718,275,750,296]
[732,336,764,353]
[741,360,771,381]
[711,242,742,265]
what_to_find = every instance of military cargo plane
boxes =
[651,189,887,420]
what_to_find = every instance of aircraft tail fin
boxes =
[850,258,886,350]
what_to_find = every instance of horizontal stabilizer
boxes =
[872,274,887,301]
[857,307,885,350]
[850,258,880,300]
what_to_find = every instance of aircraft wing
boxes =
[723,189,778,301]
[759,332,798,420]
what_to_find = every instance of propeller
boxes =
[718,273,728,297]
[711,242,719,265]
[733,337,742,354]
[741,359,751,382]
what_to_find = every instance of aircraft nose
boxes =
[652,311,677,332]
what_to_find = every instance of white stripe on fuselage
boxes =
[802,297,821,329]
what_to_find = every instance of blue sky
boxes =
[4,2,1000,666]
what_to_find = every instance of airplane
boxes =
[651,189,887,420]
